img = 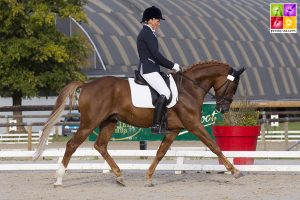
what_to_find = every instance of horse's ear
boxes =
[236,67,246,76]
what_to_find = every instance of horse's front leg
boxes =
[145,131,179,187]
[189,123,243,178]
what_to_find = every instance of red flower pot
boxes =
[212,126,260,165]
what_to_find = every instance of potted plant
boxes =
[213,100,260,165]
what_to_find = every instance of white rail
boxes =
[258,130,300,141]
[1,149,300,172]
[0,132,53,144]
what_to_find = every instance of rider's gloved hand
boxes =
[172,63,182,72]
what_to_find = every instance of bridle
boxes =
[214,79,234,105]
[176,67,240,105]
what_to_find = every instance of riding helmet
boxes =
[141,6,165,23]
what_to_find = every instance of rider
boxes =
[137,6,181,134]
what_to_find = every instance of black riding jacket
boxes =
[137,25,174,74]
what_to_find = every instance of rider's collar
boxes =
[144,24,156,34]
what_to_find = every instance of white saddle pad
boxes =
[128,75,178,108]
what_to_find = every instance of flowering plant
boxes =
[217,100,260,126]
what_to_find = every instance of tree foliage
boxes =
[0,0,89,100]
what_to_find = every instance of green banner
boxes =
[89,103,221,141]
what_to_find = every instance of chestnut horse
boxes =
[34,61,245,187]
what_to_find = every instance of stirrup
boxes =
[151,124,169,135]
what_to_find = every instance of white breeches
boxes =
[141,72,171,100]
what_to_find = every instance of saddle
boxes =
[134,70,172,105]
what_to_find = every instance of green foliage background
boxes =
[0,0,89,100]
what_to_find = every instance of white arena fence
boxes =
[0,130,299,144]
[1,148,300,173]
[258,130,300,141]
[0,131,53,144]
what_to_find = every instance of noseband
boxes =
[177,67,239,104]
[214,79,234,105]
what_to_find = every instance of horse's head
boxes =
[178,61,245,113]
[214,67,245,113]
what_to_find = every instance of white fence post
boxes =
[175,157,184,174]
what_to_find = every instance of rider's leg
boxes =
[141,72,170,134]
[141,72,171,100]
[151,95,168,133]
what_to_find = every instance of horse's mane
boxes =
[182,60,229,72]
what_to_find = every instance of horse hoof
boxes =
[53,182,63,188]
[144,182,154,187]
[233,171,244,179]
[116,176,126,187]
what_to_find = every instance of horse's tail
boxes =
[33,81,84,161]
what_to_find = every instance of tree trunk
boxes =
[11,91,27,133]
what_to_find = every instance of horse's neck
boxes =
[185,64,228,90]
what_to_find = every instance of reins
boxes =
[176,71,236,103]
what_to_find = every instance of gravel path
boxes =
[1,141,300,200]
[1,171,300,200]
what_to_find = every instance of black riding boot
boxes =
[151,95,168,134]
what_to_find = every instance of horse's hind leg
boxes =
[54,125,95,187]
[145,130,179,187]
[93,120,126,186]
